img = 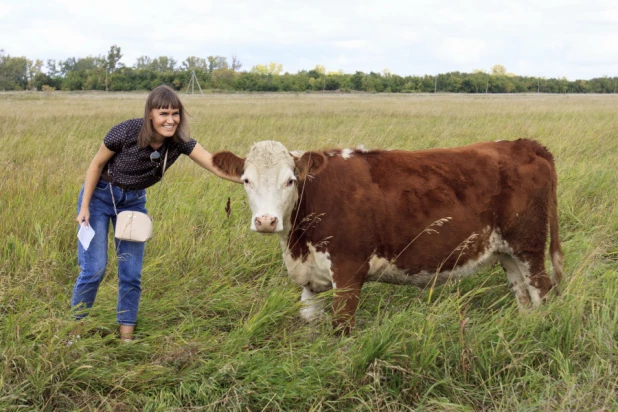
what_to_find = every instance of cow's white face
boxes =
[212,140,327,234]
[241,141,298,233]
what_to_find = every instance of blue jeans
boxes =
[71,179,148,326]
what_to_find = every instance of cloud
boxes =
[566,33,618,64]
[334,41,367,50]
[434,38,487,65]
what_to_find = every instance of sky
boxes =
[2,0,618,80]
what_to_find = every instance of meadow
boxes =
[1,91,617,411]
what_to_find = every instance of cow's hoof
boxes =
[332,320,353,336]
[300,308,326,323]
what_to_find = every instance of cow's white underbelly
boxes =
[280,230,515,290]
[366,230,509,287]
[366,253,498,287]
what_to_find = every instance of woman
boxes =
[72,85,240,342]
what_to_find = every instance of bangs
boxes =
[149,88,182,110]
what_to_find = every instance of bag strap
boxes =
[109,183,118,216]
[161,148,168,179]
[149,147,168,221]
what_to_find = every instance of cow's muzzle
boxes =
[254,215,278,233]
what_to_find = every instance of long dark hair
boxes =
[138,85,190,148]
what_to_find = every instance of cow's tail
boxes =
[547,154,564,295]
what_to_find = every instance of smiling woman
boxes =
[149,107,180,143]
[138,87,189,148]
[70,85,241,343]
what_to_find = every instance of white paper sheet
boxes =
[77,223,95,250]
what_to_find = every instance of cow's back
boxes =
[289,139,556,276]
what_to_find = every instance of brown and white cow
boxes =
[213,139,563,333]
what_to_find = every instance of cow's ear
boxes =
[294,151,327,180]
[212,151,245,178]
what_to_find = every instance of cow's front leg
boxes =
[300,286,325,322]
[331,267,364,335]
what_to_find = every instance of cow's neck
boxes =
[279,187,310,257]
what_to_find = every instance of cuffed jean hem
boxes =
[70,302,91,321]
[118,322,137,326]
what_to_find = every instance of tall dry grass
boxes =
[1,91,617,410]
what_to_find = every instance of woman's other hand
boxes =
[76,208,90,227]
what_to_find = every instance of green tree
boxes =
[0,52,29,90]
[307,65,326,90]
[314,65,326,75]
[350,71,365,90]
[27,59,43,89]
[210,68,238,90]
[106,45,123,72]
[207,56,228,73]
[151,56,177,72]
[56,56,105,90]
[60,56,103,74]
[230,54,242,72]
[324,73,344,91]
[59,57,77,76]
[46,59,59,78]
[491,64,507,76]
[134,55,153,69]
[182,56,208,71]
[251,62,283,75]
[105,45,123,91]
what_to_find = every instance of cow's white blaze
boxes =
[242,141,298,233]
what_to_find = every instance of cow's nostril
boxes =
[270,217,278,227]
[254,217,262,227]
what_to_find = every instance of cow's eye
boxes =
[243,178,250,185]
[286,178,296,187]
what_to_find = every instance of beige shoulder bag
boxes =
[112,149,168,242]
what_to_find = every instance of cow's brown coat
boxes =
[214,139,563,333]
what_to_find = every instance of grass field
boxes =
[2,91,617,410]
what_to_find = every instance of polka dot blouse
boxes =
[103,118,197,190]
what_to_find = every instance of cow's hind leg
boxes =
[516,252,553,307]
[499,254,531,308]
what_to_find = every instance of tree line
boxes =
[1,45,617,94]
